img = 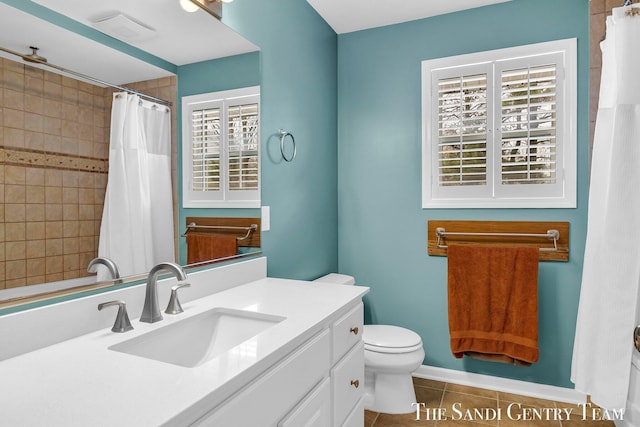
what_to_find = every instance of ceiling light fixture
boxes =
[179,0,200,13]
[179,0,233,19]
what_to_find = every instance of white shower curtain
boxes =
[571,7,640,410]
[98,92,175,280]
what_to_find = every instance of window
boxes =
[421,39,576,208]
[182,86,260,208]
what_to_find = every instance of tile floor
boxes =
[364,377,616,427]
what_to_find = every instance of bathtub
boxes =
[0,276,98,301]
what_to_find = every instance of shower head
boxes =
[22,46,47,64]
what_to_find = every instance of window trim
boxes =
[182,86,260,209]
[421,39,577,209]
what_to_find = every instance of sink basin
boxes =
[110,308,285,367]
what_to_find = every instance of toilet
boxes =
[313,273,425,414]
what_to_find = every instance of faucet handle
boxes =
[98,300,134,333]
[165,283,191,315]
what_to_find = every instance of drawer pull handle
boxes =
[350,327,359,335]
[350,379,360,389]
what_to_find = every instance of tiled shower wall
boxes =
[0,57,176,290]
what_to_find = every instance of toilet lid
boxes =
[363,325,422,353]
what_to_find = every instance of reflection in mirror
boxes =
[0,53,178,300]
[0,1,260,308]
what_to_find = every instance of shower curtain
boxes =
[571,7,640,410]
[98,92,175,280]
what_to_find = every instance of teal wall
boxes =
[222,0,339,279]
[337,0,590,388]
[178,52,260,96]
[176,52,262,265]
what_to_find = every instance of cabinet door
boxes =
[332,341,364,426]
[341,398,364,427]
[279,378,331,427]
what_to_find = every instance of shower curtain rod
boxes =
[0,46,172,107]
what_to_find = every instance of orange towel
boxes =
[186,233,238,264]
[447,245,539,365]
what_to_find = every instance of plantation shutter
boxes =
[430,63,493,200]
[500,64,557,185]
[422,39,575,208]
[191,106,221,193]
[182,86,260,208]
[227,102,259,191]
[437,73,489,186]
[495,52,565,200]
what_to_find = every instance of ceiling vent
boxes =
[92,13,156,42]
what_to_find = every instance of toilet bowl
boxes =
[313,274,425,414]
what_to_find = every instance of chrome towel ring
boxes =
[279,129,296,162]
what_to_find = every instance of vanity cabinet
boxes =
[191,302,364,427]
[0,262,371,427]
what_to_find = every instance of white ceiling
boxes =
[31,0,258,65]
[306,0,512,34]
[0,3,169,84]
[1,0,513,85]
[0,0,258,85]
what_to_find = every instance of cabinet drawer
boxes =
[278,378,330,427]
[332,303,363,362]
[332,341,364,427]
[193,329,330,427]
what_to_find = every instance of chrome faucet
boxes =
[87,257,120,280]
[140,262,188,323]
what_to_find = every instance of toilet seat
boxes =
[364,325,423,354]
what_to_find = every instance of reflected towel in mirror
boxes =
[186,233,238,264]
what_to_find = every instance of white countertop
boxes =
[0,277,368,427]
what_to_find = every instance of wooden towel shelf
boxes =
[427,220,569,262]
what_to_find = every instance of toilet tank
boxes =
[313,273,355,286]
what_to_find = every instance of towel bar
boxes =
[435,227,559,252]
[183,223,258,241]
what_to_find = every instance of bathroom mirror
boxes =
[0,0,261,308]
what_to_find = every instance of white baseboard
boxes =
[414,365,587,405]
